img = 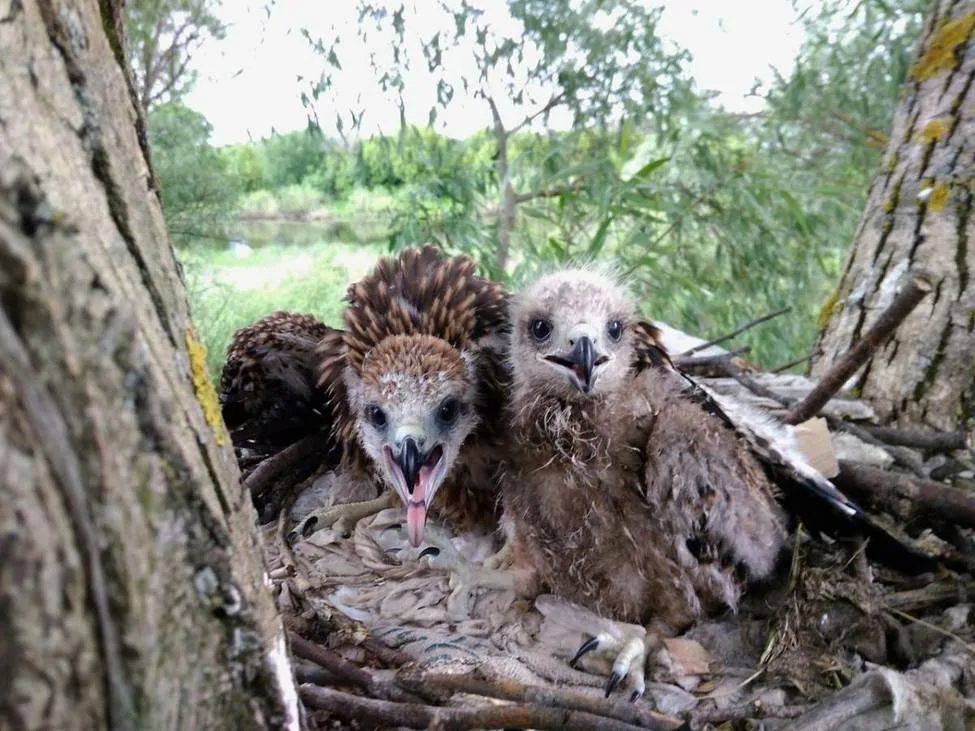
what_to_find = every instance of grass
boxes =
[179,239,385,381]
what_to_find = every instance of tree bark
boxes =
[0,1,296,729]
[811,0,975,433]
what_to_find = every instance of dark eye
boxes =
[364,404,387,429]
[607,320,623,341]
[437,397,462,425]
[529,318,552,341]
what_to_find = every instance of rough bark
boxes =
[812,0,975,432]
[0,1,296,729]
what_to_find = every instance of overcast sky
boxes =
[183,0,804,147]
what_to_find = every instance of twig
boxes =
[242,433,325,498]
[717,360,927,477]
[853,426,968,453]
[288,634,424,704]
[690,701,811,726]
[298,684,669,731]
[885,581,975,613]
[784,275,933,425]
[680,307,792,357]
[886,608,975,655]
[395,667,683,730]
[294,604,415,669]
[835,460,975,529]
[771,351,817,373]
[674,347,750,370]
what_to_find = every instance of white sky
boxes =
[184,0,804,147]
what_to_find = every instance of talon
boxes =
[418,546,440,559]
[300,516,318,537]
[629,689,642,703]
[604,671,622,697]
[570,636,600,668]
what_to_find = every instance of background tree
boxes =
[811,0,975,433]
[0,0,294,727]
[148,102,241,240]
[125,0,226,110]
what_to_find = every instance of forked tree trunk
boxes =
[812,0,975,433]
[0,1,295,729]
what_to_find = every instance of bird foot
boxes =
[481,536,514,570]
[294,491,399,540]
[570,630,650,701]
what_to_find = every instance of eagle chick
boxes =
[503,268,933,698]
[302,246,509,548]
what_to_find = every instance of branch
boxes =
[298,684,664,731]
[717,358,927,477]
[509,92,566,136]
[834,460,975,531]
[680,307,792,357]
[394,667,683,731]
[853,426,968,453]
[771,351,817,373]
[674,346,750,370]
[288,634,424,704]
[513,179,582,204]
[691,702,811,726]
[784,275,933,425]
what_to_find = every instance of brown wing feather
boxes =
[220,311,336,455]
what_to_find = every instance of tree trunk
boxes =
[811,0,975,433]
[0,1,296,729]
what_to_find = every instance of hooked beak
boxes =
[384,434,447,547]
[544,336,608,393]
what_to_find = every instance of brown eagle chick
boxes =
[503,268,789,698]
[220,311,337,458]
[301,246,509,548]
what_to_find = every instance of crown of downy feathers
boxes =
[316,245,509,450]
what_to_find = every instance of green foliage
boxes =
[222,144,265,193]
[159,0,928,370]
[181,240,385,380]
[147,102,239,243]
[124,0,226,110]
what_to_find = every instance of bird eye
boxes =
[437,397,462,426]
[529,318,553,341]
[364,404,387,429]
[606,320,623,342]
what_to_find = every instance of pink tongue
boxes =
[405,465,435,547]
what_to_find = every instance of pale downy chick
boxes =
[503,267,933,698]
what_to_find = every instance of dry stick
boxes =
[288,634,424,704]
[691,702,811,726]
[834,460,975,530]
[853,426,968,453]
[395,668,683,731]
[674,346,751,370]
[295,604,415,669]
[784,276,933,426]
[771,351,817,374]
[242,433,325,497]
[298,685,664,731]
[885,581,975,613]
[679,307,792,357]
[718,359,927,478]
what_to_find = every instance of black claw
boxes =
[629,689,642,703]
[300,516,318,538]
[569,636,600,668]
[604,671,622,697]
[418,546,440,559]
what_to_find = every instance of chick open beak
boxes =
[385,435,446,547]
[545,336,607,393]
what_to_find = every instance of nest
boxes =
[255,306,975,730]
